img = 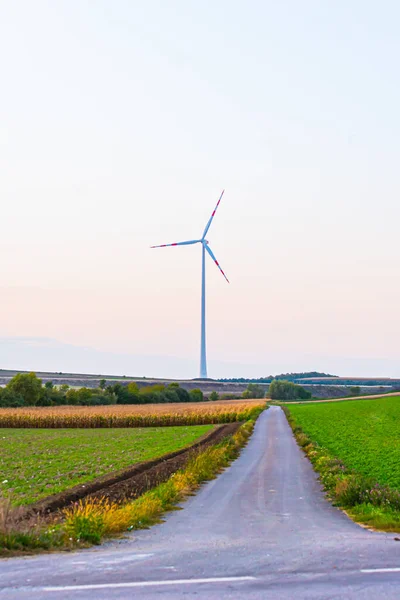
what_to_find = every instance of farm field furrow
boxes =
[288,396,400,489]
[0,400,264,428]
[0,425,213,506]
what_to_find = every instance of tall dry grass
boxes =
[0,497,65,553]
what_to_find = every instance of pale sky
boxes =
[1,1,400,378]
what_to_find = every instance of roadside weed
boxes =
[64,426,255,542]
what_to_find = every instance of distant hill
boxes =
[217,372,337,384]
[297,377,400,387]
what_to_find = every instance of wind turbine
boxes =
[151,190,229,379]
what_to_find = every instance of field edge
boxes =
[282,405,400,534]
[17,423,237,520]
[0,407,265,556]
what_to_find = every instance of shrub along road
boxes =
[1,407,399,599]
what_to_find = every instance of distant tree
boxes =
[0,387,25,407]
[99,378,106,390]
[190,389,204,402]
[349,386,361,396]
[174,387,191,403]
[86,394,114,406]
[110,383,139,404]
[40,384,65,406]
[296,386,312,400]
[44,381,54,389]
[7,372,43,406]
[269,379,311,401]
[140,384,165,395]
[242,384,265,399]
[76,387,93,404]
[65,389,78,405]
[220,393,242,400]
[105,390,118,404]
[209,391,219,401]
[168,382,180,389]
[152,384,166,393]
[269,380,295,400]
[164,389,179,403]
[127,382,140,396]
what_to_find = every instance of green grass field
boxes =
[288,396,400,489]
[0,425,213,506]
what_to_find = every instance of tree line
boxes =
[218,372,336,383]
[269,380,312,401]
[0,373,207,407]
[0,373,314,406]
[0,374,268,408]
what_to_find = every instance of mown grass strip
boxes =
[283,404,400,532]
[0,409,263,554]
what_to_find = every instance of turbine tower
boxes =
[151,190,229,379]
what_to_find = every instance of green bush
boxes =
[174,387,191,403]
[269,379,311,400]
[0,388,25,407]
[242,384,265,399]
[110,384,141,405]
[296,386,312,400]
[349,386,361,396]
[190,389,204,402]
[163,389,179,403]
[7,373,43,406]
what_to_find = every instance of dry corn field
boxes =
[0,399,265,428]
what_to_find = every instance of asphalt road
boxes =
[1,406,399,599]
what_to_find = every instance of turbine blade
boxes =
[151,239,201,248]
[205,244,229,283]
[202,190,225,239]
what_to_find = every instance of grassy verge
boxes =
[0,410,262,555]
[0,425,213,506]
[287,397,400,488]
[283,405,400,532]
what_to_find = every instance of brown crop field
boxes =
[0,399,265,428]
